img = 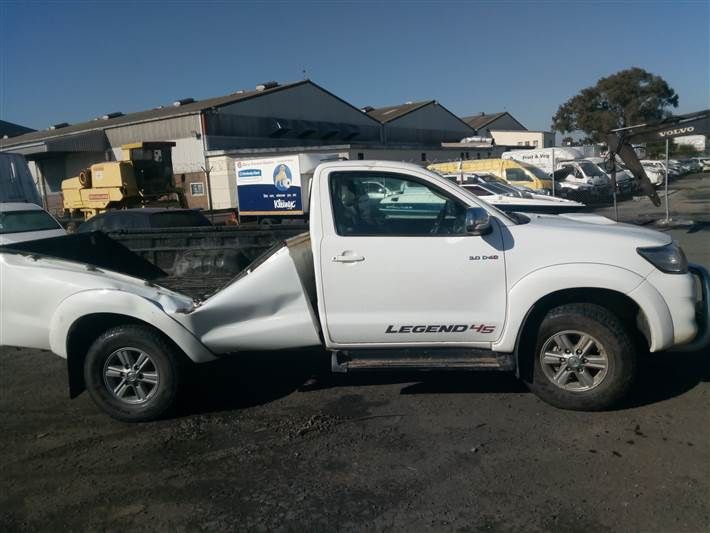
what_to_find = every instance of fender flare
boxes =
[49,289,216,363]
[493,263,674,354]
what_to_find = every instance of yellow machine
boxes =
[62,141,181,219]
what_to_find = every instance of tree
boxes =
[552,68,679,143]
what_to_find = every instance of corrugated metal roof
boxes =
[365,100,434,123]
[462,112,508,130]
[0,81,310,149]
[0,120,35,138]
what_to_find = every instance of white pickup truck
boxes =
[1,160,708,421]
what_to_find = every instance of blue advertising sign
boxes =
[235,155,303,215]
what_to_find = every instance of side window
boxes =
[329,172,468,236]
[505,168,532,182]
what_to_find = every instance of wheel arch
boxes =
[512,287,649,382]
[64,313,197,399]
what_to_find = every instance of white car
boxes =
[0,203,66,245]
[442,174,585,214]
[1,161,707,421]
[639,161,666,187]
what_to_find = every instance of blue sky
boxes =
[1,1,708,132]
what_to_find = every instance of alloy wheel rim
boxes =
[103,347,159,405]
[540,330,609,392]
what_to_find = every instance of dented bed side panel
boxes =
[172,235,321,352]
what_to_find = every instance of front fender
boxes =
[49,289,216,363]
[493,263,674,353]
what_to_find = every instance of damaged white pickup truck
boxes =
[1,161,708,421]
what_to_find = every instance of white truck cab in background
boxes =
[1,160,708,422]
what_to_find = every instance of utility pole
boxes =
[200,165,214,223]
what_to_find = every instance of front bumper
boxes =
[676,263,710,352]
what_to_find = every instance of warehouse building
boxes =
[0,81,495,213]
[0,81,386,211]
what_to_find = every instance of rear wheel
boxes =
[527,303,636,411]
[84,325,182,422]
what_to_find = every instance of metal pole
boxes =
[612,169,618,221]
[201,165,214,223]
[551,147,556,196]
[664,139,670,222]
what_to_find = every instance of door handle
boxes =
[332,253,365,263]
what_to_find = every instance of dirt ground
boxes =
[1,174,709,532]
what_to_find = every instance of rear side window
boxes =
[0,210,61,234]
[149,211,211,228]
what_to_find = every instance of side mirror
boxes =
[465,207,491,236]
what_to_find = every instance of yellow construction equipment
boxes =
[62,141,184,219]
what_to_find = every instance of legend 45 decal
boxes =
[385,324,496,334]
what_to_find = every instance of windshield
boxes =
[519,163,550,181]
[481,181,520,196]
[0,209,62,234]
[578,162,606,177]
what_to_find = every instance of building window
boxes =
[421,153,427,162]
[477,152,481,159]
[460,152,465,160]
[357,152,364,160]
[190,182,205,196]
[525,141,530,146]
[517,141,524,146]
[465,152,470,159]
[533,140,539,147]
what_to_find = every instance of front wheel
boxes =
[527,303,637,411]
[84,325,182,422]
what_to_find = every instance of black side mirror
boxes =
[465,207,491,236]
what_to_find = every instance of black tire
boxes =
[84,324,182,422]
[527,303,636,411]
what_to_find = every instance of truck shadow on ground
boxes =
[176,348,709,417]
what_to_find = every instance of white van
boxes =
[503,148,613,199]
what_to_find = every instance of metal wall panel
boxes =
[105,115,205,173]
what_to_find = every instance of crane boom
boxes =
[606,109,709,207]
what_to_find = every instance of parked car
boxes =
[77,208,211,233]
[0,203,66,245]
[1,160,708,422]
[586,157,637,197]
[441,173,586,214]
[639,161,666,187]
[428,159,553,194]
[678,159,702,174]
[692,157,710,171]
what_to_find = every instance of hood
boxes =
[526,212,671,248]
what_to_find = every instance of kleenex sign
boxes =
[235,155,303,215]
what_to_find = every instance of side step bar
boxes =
[331,348,514,373]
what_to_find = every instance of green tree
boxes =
[552,67,679,143]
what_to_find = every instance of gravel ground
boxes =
[1,174,709,532]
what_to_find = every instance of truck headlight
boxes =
[637,243,688,274]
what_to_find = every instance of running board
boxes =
[331,348,514,373]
